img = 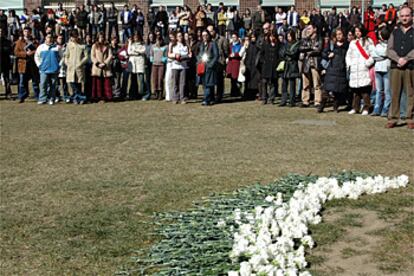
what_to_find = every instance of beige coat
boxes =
[64,41,89,83]
[91,43,112,77]
[128,42,146,74]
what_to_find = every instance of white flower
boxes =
[228,175,410,276]
[240,262,252,276]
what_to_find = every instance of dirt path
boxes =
[310,208,413,276]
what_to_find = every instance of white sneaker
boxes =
[54,98,60,103]
[37,101,46,105]
[348,109,356,114]
[48,99,54,105]
[361,110,369,116]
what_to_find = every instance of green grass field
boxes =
[0,97,413,275]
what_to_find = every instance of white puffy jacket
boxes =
[346,38,375,88]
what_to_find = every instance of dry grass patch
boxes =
[0,98,413,275]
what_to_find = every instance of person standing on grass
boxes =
[56,34,70,103]
[259,33,280,105]
[280,30,300,107]
[198,30,219,106]
[110,36,122,99]
[35,33,62,105]
[117,40,130,100]
[371,27,391,117]
[346,24,375,116]
[299,23,322,108]
[127,33,146,100]
[150,36,167,100]
[65,29,88,104]
[165,32,176,102]
[14,27,40,103]
[318,28,349,113]
[91,32,113,103]
[244,32,261,101]
[386,6,414,129]
[207,25,228,103]
[0,27,13,99]
[226,32,242,98]
[169,31,190,104]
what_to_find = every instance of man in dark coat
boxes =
[207,25,228,103]
[0,27,12,98]
[259,33,280,104]
[198,30,219,106]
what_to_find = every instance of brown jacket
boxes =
[14,38,38,74]
[91,43,112,77]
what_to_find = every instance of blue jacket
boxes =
[35,43,61,74]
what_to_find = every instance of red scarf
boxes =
[355,40,369,60]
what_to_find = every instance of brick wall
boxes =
[239,0,259,14]
[24,0,42,13]
[23,0,414,15]
[295,0,316,13]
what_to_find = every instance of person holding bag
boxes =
[168,31,190,104]
[346,24,375,116]
[318,28,349,113]
[197,30,219,106]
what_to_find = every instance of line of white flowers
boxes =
[225,175,410,276]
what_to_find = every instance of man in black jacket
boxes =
[386,6,414,129]
[0,27,12,99]
[259,33,280,104]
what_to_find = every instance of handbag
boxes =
[276,61,285,72]
[197,62,206,76]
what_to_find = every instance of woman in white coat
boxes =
[346,24,375,115]
[164,33,176,101]
[128,33,146,100]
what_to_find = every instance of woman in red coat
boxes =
[226,32,242,97]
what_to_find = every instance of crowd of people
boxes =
[0,2,413,129]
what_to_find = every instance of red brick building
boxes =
[20,0,413,15]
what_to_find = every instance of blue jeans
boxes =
[39,73,58,103]
[129,73,145,99]
[374,71,391,115]
[203,85,215,104]
[70,82,86,103]
[181,25,189,33]
[18,73,40,100]
[122,27,132,43]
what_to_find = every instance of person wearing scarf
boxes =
[226,33,242,98]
